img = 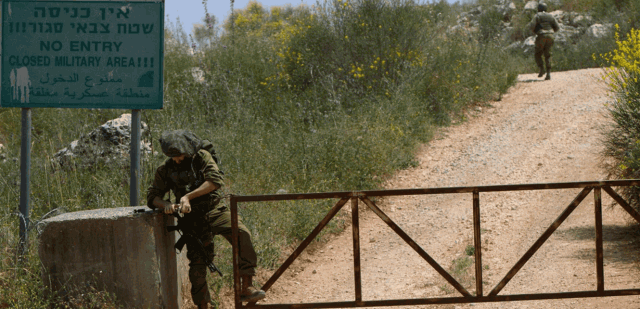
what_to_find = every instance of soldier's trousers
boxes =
[185,206,258,305]
[534,34,555,71]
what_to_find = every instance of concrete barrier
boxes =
[38,207,191,308]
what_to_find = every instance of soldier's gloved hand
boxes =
[179,196,192,213]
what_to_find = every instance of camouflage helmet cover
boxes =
[159,130,202,157]
[537,2,548,12]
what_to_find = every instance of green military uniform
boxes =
[528,3,559,80]
[146,130,259,306]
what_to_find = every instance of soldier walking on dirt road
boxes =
[528,2,559,80]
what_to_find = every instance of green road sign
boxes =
[1,0,164,109]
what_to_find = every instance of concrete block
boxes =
[38,207,191,308]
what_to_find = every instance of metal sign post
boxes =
[2,0,164,255]
[18,108,31,257]
[130,109,141,206]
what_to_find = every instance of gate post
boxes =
[594,187,604,292]
[473,190,483,297]
[231,195,241,308]
[351,197,362,303]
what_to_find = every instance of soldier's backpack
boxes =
[200,139,224,174]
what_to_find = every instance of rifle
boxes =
[166,209,223,277]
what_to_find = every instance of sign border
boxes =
[1,0,165,110]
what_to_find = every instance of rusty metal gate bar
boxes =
[487,186,592,296]
[233,197,352,305]
[358,196,472,298]
[230,180,640,308]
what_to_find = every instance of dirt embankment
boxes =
[222,68,640,309]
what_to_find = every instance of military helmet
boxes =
[537,2,548,12]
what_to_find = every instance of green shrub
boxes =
[465,244,475,256]
[599,26,640,213]
[553,35,617,71]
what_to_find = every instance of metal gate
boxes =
[229,180,640,308]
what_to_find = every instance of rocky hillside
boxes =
[452,0,613,54]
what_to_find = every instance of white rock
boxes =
[524,1,539,13]
[572,14,593,28]
[550,10,565,23]
[586,23,613,39]
[505,41,523,52]
[554,24,582,45]
[52,113,151,169]
[189,67,206,84]
[523,35,536,53]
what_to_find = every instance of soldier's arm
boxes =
[179,180,219,212]
[146,163,171,210]
[152,196,180,214]
[198,149,225,189]
[528,15,538,34]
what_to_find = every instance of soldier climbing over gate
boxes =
[146,130,265,308]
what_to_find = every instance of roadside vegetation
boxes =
[0,0,637,306]
[598,26,640,215]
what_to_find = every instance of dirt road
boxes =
[227,68,640,308]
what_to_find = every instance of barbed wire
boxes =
[12,207,67,238]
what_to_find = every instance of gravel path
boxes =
[221,68,640,309]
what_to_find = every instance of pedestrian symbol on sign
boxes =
[10,67,32,103]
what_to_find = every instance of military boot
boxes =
[538,66,545,78]
[240,275,266,302]
[545,69,551,80]
[197,300,210,309]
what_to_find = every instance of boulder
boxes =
[506,40,524,52]
[52,113,152,169]
[586,23,613,39]
[559,11,574,25]
[189,67,206,84]
[523,35,536,54]
[448,24,474,37]
[572,14,594,28]
[501,24,515,39]
[555,24,583,44]
[523,1,539,14]
[456,16,469,26]
[497,2,517,20]
[469,6,483,16]
[549,10,565,24]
